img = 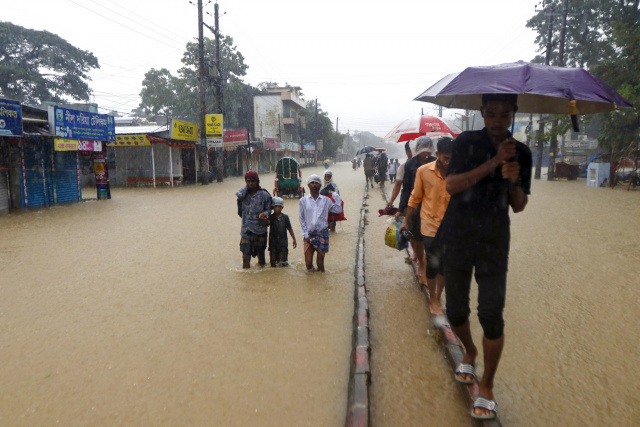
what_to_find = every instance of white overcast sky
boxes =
[5,0,542,137]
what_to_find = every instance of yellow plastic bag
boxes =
[385,220,408,250]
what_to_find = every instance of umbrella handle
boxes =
[570,100,580,132]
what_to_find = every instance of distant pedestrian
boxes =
[299,174,343,272]
[388,158,398,183]
[236,170,272,269]
[363,154,376,188]
[268,197,297,267]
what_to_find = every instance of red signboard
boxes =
[264,137,281,149]
[223,129,248,144]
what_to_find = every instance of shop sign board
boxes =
[303,142,315,151]
[264,138,281,149]
[54,138,103,151]
[207,138,223,148]
[50,106,115,141]
[0,98,23,137]
[205,114,223,137]
[171,119,198,142]
[108,134,151,147]
[223,129,248,148]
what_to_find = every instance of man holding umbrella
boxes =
[436,93,531,420]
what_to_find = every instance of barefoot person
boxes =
[399,136,454,315]
[397,137,436,286]
[299,174,343,272]
[436,93,531,419]
[236,170,272,269]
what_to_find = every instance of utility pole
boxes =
[336,116,338,133]
[548,0,570,181]
[535,3,555,180]
[197,0,209,185]
[214,2,224,182]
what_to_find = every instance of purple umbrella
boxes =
[414,61,632,115]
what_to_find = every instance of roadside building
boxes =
[253,87,306,171]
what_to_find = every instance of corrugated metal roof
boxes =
[115,125,168,135]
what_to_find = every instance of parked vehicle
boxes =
[273,157,305,198]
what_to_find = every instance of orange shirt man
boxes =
[400,137,453,314]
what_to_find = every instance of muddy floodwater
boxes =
[1,162,639,426]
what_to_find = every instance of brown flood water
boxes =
[1,163,639,426]
[0,164,363,426]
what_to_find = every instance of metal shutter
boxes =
[0,171,9,214]
[21,144,53,209]
[54,151,80,203]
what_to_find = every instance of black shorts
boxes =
[422,236,443,279]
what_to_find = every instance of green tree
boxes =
[527,0,640,184]
[300,100,342,156]
[136,34,256,130]
[0,21,100,103]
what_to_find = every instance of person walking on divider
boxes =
[399,136,453,315]
[435,93,532,420]
[299,174,343,272]
[398,137,436,286]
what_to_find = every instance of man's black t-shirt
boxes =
[398,154,436,212]
[435,128,532,273]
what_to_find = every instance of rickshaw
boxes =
[273,157,305,198]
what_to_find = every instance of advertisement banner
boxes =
[223,129,248,148]
[207,138,223,149]
[302,142,316,151]
[0,98,23,137]
[264,137,281,149]
[205,114,223,137]
[108,134,151,147]
[51,107,115,141]
[54,138,103,151]
[171,119,198,142]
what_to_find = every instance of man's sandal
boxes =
[455,363,476,384]
[471,396,497,420]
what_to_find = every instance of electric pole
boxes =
[535,3,555,180]
[214,2,224,182]
[197,0,209,185]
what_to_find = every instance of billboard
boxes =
[0,98,23,137]
[302,142,315,151]
[171,119,198,142]
[50,106,115,141]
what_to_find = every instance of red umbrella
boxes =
[383,115,462,143]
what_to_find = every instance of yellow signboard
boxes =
[206,114,223,137]
[54,138,79,151]
[171,119,198,142]
[108,135,151,147]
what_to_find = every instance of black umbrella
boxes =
[356,145,376,155]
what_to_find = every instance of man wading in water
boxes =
[435,93,531,420]
[236,170,272,269]
[299,174,343,272]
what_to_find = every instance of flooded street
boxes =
[2,162,639,425]
[0,163,363,425]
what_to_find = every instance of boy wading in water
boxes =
[236,170,272,269]
[299,174,343,272]
[268,197,297,267]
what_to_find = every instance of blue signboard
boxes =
[0,98,23,137]
[302,142,316,151]
[51,106,115,141]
